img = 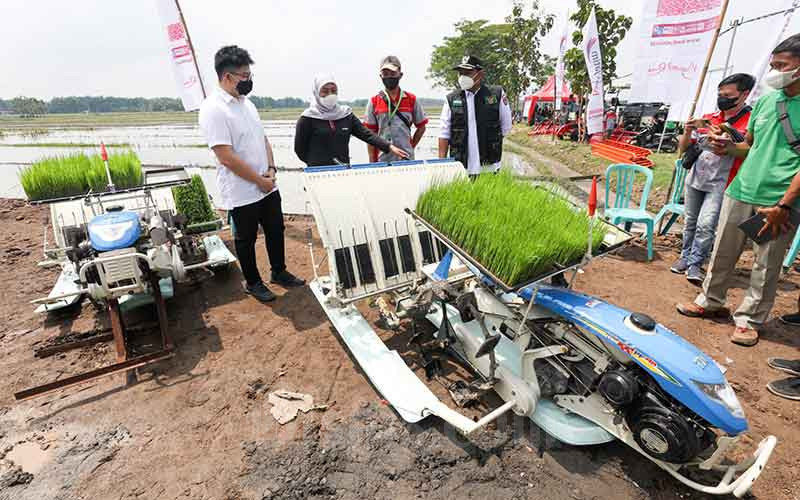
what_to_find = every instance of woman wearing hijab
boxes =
[295,74,408,166]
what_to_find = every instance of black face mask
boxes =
[236,78,253,96]
[382,77,400,90]
[717,95,740,111]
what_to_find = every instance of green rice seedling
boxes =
[85,149,143,192]
[416,171,606,286]
[172,174,217,226]
[19,150,143,201]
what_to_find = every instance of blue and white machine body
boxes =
[522,286,748,437]
[303,160,776,498]
[87,211,141,252]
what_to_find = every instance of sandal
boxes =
[676,303,729,319]
[730,326,759,347]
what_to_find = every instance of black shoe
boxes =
[767,358,800,376]
[271,270,306,287]
[767,377,800,401]
[244,281,277,302]
[779,312,800,326]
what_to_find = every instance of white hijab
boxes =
[301,74,352,121]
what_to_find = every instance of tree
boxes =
[428,1,554,111]
[10,96,47,117]
[533,54,557,89]
[503,1,555,106]
[562,0,631,140]
[564,0,632,94]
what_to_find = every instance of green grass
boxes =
[19,150,143,201]
[416,171,606,286]
[505,126,679,212]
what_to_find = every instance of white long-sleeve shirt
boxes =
[439,87,513,175]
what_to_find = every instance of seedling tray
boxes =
[406,208,633,293]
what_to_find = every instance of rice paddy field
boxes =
[416,171,606,286]
[0,110,446,214]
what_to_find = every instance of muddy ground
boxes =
[0,198,797,500]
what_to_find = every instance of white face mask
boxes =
[765,67,800,89]
[458,75,475,91]
[319,93,338,109]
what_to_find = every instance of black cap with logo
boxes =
[452,55,484,71]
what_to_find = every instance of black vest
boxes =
[446,85,503,167]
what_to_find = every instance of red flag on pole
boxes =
[588,176,598,217]
[100,142,108,162]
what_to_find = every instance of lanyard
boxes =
[383,89,405,125]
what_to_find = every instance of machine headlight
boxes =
[92,220,136,242]
[693,380,745,419]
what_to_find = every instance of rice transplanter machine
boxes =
[16,166,236,401]
[303,159,776,497]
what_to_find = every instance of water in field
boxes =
[0,118,449,214]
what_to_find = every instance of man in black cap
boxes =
[438,55,513,176]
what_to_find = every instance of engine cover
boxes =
[599,370,640,406]
[626,393,705,464]
[87,211,141,252]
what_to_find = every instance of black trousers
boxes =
[229,191,286,286]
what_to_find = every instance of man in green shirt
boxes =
[677,35,800,347]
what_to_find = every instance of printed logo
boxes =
[657,0,722,17]
[167,22,186,42]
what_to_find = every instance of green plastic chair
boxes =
[783,229,800,271]
[604,163,655,261]
[655,159,687,235]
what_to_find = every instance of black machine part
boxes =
[629,313,656,332]
[593,364,715,464]
[598,370,640,406]
[626,391,712,464]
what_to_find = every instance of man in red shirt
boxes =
[672,73,755,284]
[364,56,428,163]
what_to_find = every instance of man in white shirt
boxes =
[438,55,513,176]
[199,45,304,303]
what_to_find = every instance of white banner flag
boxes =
[630,0,724,122]
[555,17,570,111]
[749,0,799,104]
[154,0,205,111]
[582,8,604,135]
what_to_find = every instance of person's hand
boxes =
[256,174,275,193]
[684,117,697,132]
[389,145,409,160]
[757,206,794,239]
[707,125,732,156]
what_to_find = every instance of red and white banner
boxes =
[154,0,205,111]
[555,16,570,111]
[630,0,724,121]
[582,8,604,135]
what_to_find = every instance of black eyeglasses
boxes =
[229,71,252,80]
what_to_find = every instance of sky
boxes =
[1,0,799,102]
